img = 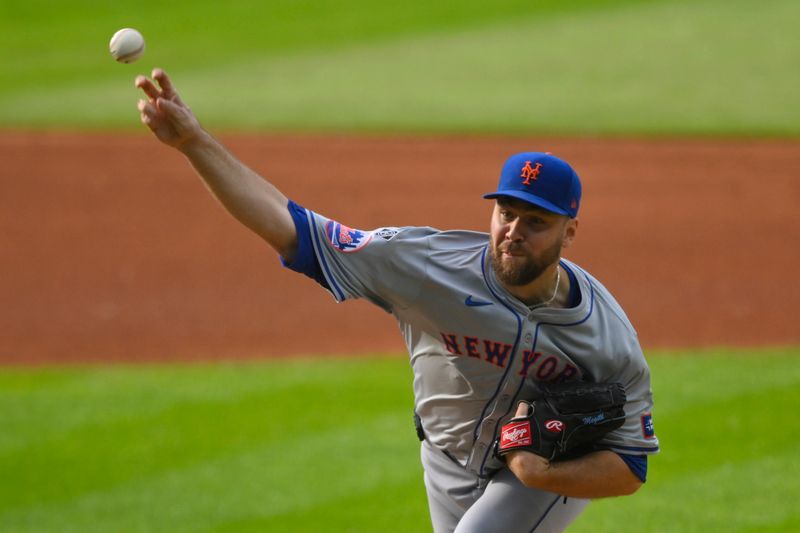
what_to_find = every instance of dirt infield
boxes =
[1,131,798,364]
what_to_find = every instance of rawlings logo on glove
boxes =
[500,421,533,448]
[544,420,565,432]
[496,381,626,461]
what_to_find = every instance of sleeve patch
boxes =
[375,227,400,240]
[325,221,373,253]
[641,413,656,439]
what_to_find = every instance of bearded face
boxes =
[489,233,563,287]
[488,199,574,288]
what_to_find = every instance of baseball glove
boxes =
[496,381,626,461]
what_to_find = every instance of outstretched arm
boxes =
[504,403,643,499]
[135,68,297,260]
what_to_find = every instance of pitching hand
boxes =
[135,68,202,150]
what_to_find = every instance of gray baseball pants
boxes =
[421,441,589,532]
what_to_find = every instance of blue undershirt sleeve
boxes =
[561,262,582,308]
[279,200,329,290]
[616,453,647,482]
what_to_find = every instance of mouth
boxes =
[499,245,525,257]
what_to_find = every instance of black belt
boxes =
[413,411,425,441]
[414,411,463,467]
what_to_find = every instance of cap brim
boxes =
[483,190,570,216]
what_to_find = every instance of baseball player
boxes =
[135,68,659,532]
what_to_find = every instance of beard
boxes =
[490,237,563,287]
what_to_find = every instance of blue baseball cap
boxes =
[483,152,582,218]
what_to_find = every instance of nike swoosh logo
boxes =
[465,295,493,307]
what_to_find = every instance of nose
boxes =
[505,218,524,241]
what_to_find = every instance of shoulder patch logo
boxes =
[641,413,656,439]
[375,227,400,241]
[325,221,373,253]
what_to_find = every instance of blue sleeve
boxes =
[616,453,647,482]
[279,200,330,290]
[561,262,582,308]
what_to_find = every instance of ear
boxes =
[562,218,579,249]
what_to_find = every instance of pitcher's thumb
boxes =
[515,401,532,418]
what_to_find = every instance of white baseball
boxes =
[109,28,145,64]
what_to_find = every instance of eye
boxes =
[499,209,515,221]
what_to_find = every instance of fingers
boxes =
[135,75,161,101]
[137,99,157,126]
[152,68,185,106]
[135,68,183,104]
[134,68,199,147]
[138,96,180,126]
[152,68,171,94]
[514,401,532,418]
[156,97,180,116]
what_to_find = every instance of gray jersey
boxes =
[291,209,659,477]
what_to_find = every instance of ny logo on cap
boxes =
[520,161,542,185]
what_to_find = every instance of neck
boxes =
[504,262,563,308]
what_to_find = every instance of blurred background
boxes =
[2,0,798,134]
[1,0,798,531]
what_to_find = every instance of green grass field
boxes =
[1,347,799,532]
[1,0,798,135]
